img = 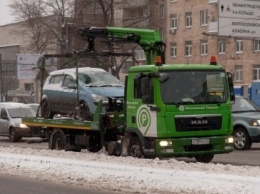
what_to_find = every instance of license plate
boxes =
[192,138,210,145]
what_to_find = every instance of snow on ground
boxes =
[0,146,259,194]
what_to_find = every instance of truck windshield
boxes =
[160,70,228,105]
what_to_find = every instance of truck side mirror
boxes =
[227,72,235,103]
[141,77,154,104]
[159,73,169,83]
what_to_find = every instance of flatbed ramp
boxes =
[22,117,96,131]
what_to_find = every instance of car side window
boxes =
[63,75,75,88]
[50,75,63,84]
[0,108,8,119]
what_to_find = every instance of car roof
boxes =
[0,102,30,108]
[49,67,106,76]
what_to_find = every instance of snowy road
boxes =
[0,146,259,194]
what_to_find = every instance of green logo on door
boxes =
[137,106,151,133]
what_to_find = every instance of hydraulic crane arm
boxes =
[76,26,166,65]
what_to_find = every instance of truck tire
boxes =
[194,154,214,163]
[52,132,65,150]
[86,134,102,152]
[128,137,144,158]
[233,127,252,150]
[9,128,19,142]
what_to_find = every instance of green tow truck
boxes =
[22,26,235,163]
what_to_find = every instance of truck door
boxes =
[0,108,10,135]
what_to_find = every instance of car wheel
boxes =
[128,137,144,158]
[77,102,91,121]
[233,127,252,150]
[52,132,65,150]
[9,128,19,142]
[41,100,54,119]
[194,154,214,163]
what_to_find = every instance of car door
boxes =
[60,74,77,112]
[0,108,10,135]
[44,74,64,111]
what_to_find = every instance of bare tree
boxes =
[9,0,76,54]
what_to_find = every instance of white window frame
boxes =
[185,12,192,28]
[200,40,208,56]
[218,40,226,54]
[160,4,165,18]
[235,39,243,53]
[170,42,177,58]
[254,39,260,51]
[170,14,177,29]
[185,41,192,57]
[253,64,260,80]
[200,10,208,26]
[234,65,243,82]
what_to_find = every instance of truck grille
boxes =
[175,114,222,132]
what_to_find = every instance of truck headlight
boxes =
[20,123,28,128]
[91,94,107,102]
[159,140,172,147]
[225,137,234,144]
[251,119,260,126]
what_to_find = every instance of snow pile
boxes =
[0,146,259,194]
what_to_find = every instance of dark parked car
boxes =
[232,96,260,150]
[0,102,45,142]
[40,67,124,120]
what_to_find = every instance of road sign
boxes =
[218,0,260,38]
[219,0,260,19]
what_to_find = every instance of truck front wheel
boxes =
[52,132,64,150]
[128,137,144,158]
[194,154,214,163]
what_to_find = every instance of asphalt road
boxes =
[0,174,112,194]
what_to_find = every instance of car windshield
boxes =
[78,71,123,86]
[8,107,36,118]
[232,97,259,112]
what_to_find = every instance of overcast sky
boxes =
[0,1,15,26]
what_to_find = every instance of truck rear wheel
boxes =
[128,137,144,158]
[52,132,65,150]
[194,154,214,163]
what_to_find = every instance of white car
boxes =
[0,102,44,142]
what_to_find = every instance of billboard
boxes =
[17,54,57,80]
[218,0,260,38]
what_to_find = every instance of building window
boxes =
[160,27,165,41]
[24,83,34,91]
[185,12,192,27]
[254,39,260,51]
[253,64,260,80]
[170,42,177,58]
[234,65,243,82]
[185,41,192,56]
[200,40,208,56]
[170,14,177,29]
[218,39,226,54]
[160,4,165,18]
[200,10,208,26]
[235,39,243,53]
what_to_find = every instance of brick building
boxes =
[158,0,260,95]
